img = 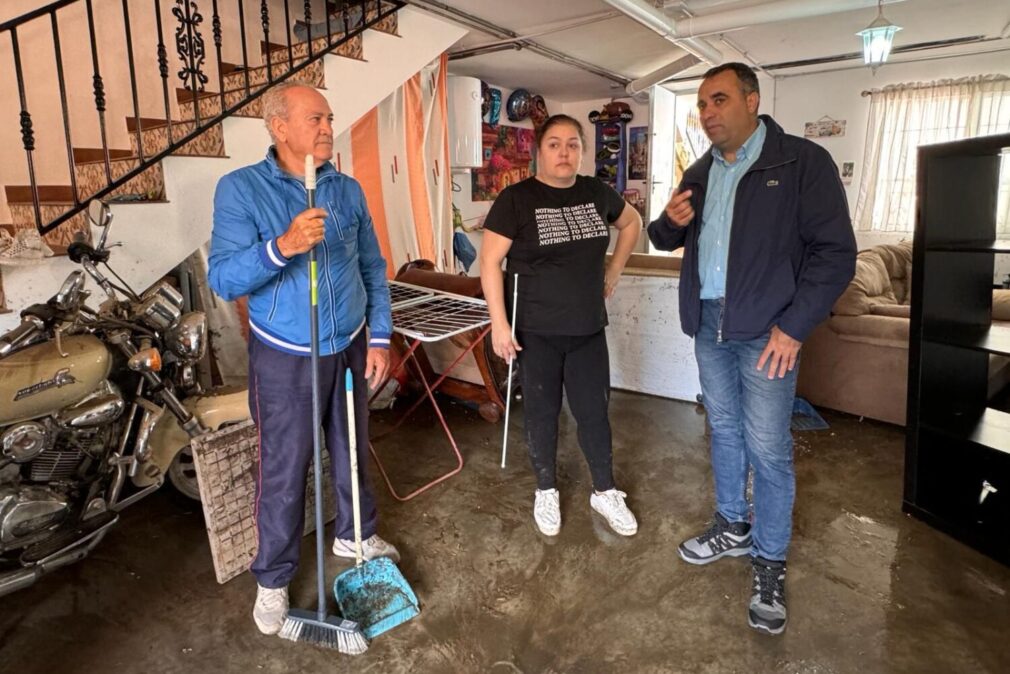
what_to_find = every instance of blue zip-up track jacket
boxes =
[648,115,856,343]
[208,150,392,356]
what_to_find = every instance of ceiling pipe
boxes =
[601,0,724,64]
[671,0,907,39]
[626,53,700,96]
[406,0,631,86]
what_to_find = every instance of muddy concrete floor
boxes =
[2,391,1008,673]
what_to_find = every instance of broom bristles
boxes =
[279,610,369,655]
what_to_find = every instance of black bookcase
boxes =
[905,132,1010,565]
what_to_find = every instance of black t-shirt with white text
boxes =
[483,176,626,335]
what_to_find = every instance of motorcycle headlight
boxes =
[2,422,50,463]
[167,312,207,362]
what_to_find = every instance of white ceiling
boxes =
[426,0,1010,102]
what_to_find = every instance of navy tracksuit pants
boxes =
[248,330,378,589]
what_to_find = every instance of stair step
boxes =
[72,157,165,204]
[126,117,225,158]
[264,28,364,66]
[3,187,90,255]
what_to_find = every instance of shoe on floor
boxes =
[749,556,787,635]
[590,489,638,536]
[534,488,561,536]
[253,584,289,635]
[332,534,401,563]
[678,512,752,565]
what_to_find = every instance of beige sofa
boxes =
[797,241,1010,425]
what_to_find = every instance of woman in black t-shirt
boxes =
[480,114,642,538]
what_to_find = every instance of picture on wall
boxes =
[804,117,846,138]
[471,123,535,201]
[628,126,648,181]
[841,161,854,185]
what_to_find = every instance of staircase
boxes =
[0,1,466,331]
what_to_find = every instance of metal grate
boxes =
[190,420,335,584]
[30,448,82,482]
[388,281,434,309]
[388,283,490,342]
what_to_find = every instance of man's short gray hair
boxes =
[262,80,313,142]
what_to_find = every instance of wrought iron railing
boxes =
[1,0,404,236]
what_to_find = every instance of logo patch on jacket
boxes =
[766,179,779,187]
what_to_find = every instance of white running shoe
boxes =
[590,489,638,536]
[332,534,401,563]
[534,488,561,536]
[253,584,289,635]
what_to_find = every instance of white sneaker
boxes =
[534,488,561,536]
[590,489,638,536]
[253,584,288,635]
[332,534,401,563]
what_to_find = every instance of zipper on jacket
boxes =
[718,156,797,343]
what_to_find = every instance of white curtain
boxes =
[854,74,1010,233]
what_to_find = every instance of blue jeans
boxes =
[694,300,797,561]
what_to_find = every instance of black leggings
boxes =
[517,329,615,492]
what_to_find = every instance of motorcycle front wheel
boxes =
[168,446,201,501]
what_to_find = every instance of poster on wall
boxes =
[471,123,535,201]
[628,126,648,181]
[804,117,846,138]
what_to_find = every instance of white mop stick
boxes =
[500,273,519,469]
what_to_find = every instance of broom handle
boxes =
[306,156,327,622]
[346,369,363,568]
[500,273,518,469]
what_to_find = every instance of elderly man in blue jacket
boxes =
[208,81,398,636]
[649,63,856,636]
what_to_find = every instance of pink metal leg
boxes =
[368,325,492,501]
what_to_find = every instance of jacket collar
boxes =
[264,146,338,183]
[684,114,796,188]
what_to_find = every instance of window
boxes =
[854,75,1010,234]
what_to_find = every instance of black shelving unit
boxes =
[905,132,1010,566]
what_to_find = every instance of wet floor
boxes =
[1,391,1008,673]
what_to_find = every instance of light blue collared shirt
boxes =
[698,120,766,300]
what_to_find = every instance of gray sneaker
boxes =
[749,557,787,635]
[678,512,752,565]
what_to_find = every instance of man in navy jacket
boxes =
[648,63,855,635]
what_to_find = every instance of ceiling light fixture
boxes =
[857,0,902,71]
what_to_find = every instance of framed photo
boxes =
[804,118,846,138]
[841,161,854,185]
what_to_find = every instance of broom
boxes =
[278,154,368,655]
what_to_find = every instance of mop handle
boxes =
[346,369,364,569]
[500,273,518,469]
[306,156,327,621]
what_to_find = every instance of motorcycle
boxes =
[0,200,249,597]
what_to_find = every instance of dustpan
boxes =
[334,368,419,640]
[334,557,419,639]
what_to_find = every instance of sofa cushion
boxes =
[874,241,913,304]
[870,303,911,318]
[828,314,909,347]
[994,290,1010,321]
[833,250,897,316]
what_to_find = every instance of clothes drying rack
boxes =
[368,281,492,501]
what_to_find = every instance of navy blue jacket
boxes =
[647,115,856,342]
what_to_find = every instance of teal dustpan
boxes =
[334,558,419,639]
[334,369,419,640]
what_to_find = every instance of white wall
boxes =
[452,84,562,276]
[770,50,1010,267]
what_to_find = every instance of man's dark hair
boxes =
[702,62,760,97]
